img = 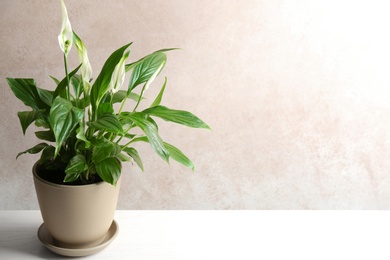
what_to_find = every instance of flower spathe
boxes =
[110,51,130,93]
[58,0,73,56]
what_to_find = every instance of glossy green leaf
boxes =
[71,74,83,98]
[122,147,144,171]
[142,106,210,129]
[150,77,167,107]
[7,78,48,110]
[88,113,123,134]
[16,143,48,159]
[37,88,54,106]
[35,130,55,142]
[126,112,169,162]
[90,43,132,113]
[164,142,194,171]
[17,110,44,134]
[64,154,88,182]
[95,157,121,185]
[50,97,83,157]
[127,52,166,94]
[92,141,121,163]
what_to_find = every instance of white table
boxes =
[1,210,390,259]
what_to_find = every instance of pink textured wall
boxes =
[2,0,390,209]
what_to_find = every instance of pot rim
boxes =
[33,161,106,189]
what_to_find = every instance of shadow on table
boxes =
[0,224,64,259]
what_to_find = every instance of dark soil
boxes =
[36,164,103,186]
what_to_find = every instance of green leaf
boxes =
[164,142,194,171]
[90,43,132,114]
[50,75,60,85]
[76,125,91,148]
[97,92,114,117]
[71,74,83,98]
[112,90,141,103]
[53,63,82,99]
[150,77,167,107]
[16,143,48,159]
[127,52,166,94]
[125,48,178,72]
[142,106,210,129]
[122,147,144,171]
[40,145,55,163]
[35,130,55,142]
[17,110,44,135]
[92,141,121,163]
[95,157,121,185]
[88,113,123,134]
[7,78,48,110]
[50,97,83,157]
[126,112,169,162]
[35,116,50,129]
[64,154,88,182]
[37,88,54,106]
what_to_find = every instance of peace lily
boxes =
[74,32,92,94]
[6,0,209,186]
[58,0,73,56]
[110,51,130,94]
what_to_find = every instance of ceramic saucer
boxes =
[37,220,119,257]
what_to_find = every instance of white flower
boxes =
[58,0,73,56]
[110,51,130,93]
[74,32,92,93]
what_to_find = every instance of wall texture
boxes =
[1,0,390,209]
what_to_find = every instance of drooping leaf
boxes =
[7,78,48,110]
[164,142,194,171]
[95,157,121,185]
[64,154,88,182]
[90,43,132,114]
[17,110,44,135]
[126,112,169,162]
[150,77,167,107]
[88,113,123,134]
[92,141,122,163]
[122,147,144,171]
[35,130,55,142]
[127,52,166,94]
[50,97,83,157]
[16,143,48,159]
[142,105,210,129]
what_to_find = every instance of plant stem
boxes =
[64,54,71,100]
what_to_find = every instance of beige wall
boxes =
[2,0,390,209]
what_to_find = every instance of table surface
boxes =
[1,210,390,259]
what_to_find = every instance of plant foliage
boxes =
[6,0,209,185]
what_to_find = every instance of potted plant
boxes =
[6,0,209,257]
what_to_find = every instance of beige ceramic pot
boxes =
[33,162,121,249]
